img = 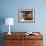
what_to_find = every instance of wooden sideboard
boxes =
[4,32,43,46]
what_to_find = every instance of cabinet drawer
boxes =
[4,35,24,40]
[32,40,43,46]
[4,40,16,46]
[4,40,24,46]
[25,35,43,40]
[24,40,43,46]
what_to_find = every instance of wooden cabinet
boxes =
[4,32,43,46]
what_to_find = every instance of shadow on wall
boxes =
[0,16,5,46]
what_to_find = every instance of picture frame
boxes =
[18,9,35,23]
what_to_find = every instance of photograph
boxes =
[18,9,35,23]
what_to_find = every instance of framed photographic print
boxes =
[18,9,35,23]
